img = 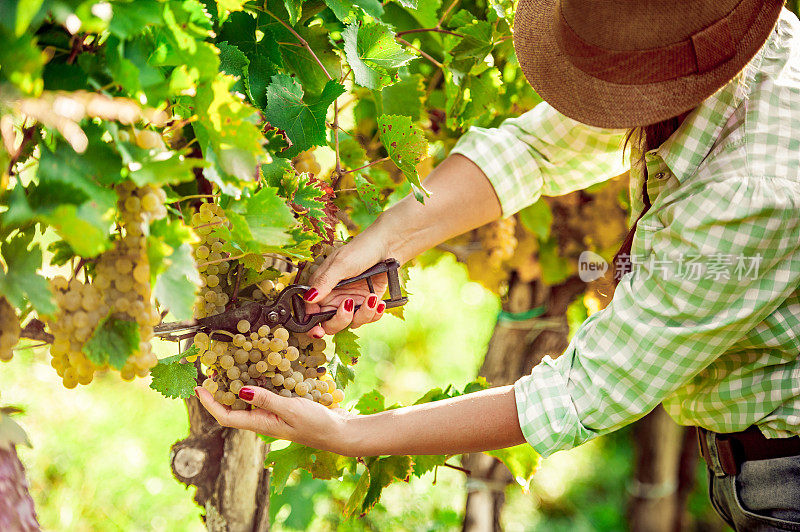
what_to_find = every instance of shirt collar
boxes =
[654,26,772,182]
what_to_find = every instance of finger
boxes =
[320,298,355,335]
[195,387,253,429]
[351,293,379,328]
[238,385,294,420]
[304,249,346,304]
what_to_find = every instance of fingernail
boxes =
[239,387,254,401]
[344,298,354,312]
[367,294,378,308]
[313,331,324,339]
[377,301,386,314]
[304,288,318,302]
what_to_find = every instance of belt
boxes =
[697,426,800,476]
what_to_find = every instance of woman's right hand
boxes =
[303,230,395,337]
[302,153,502,338]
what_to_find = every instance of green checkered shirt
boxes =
[451,8,800,456]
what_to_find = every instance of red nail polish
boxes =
[304,288,319,302]
[239,387,254,401]
[376,301,386,314]
[344,298,354,312]
[367,294,378,308]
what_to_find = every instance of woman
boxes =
[197,1,800,528]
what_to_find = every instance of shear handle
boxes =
[286,258,408,333]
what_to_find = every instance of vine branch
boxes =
[395,37,443,68]
[395,28,463,38]
[340,157,390,176]
[262,8,332,81]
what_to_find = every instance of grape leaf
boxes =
[485,444,540,491]
[333,328,360,363]
[227,186,297,246]
[380,73,425,121]
[336,133,368,169]
[355,174,380,214]
[193,76,266,184]
[410,454,448,478]
[153,243,200,320]
[264,74,345,158]
[342,23,415,90]
[213,187,297,255]
[108,0,163,39]
[358,455,413,515]
[266,442,349,494]
[445,66,500,129]
[84,315,141,370]
[538,237,573,285]
[283,0,303,24]
[354,390,385,414]
[289,173,326,223]
[0,232,55,315]
[217,41,250,93]
[343,465,371,517]
[377,114,429,201]
[149,356,198,399]
[329,354,355,390]
[519,199,553,240]
[325,0,384,22]
[217,0,249,18]
[246,54,274,109]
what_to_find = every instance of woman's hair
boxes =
[624,114,687,164]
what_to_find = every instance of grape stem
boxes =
[231,263,244,306]
[395,37,443,69]
[442,462,471,475]
[19,319,53,344]
[436,0,462,28]
[166,194,218,204]
[340,157,390,176]
[197,253,246,267]
[395,28,464,38]
[6,124,36,176]
[261,8,333,81]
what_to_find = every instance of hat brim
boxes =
[513,0,784,128]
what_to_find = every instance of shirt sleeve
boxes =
[450,103,629,215]
[514,174,800,457]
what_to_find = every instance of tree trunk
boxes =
[627,407,684,532]
[0,445,40,531]
[171,395,270,532]
[462,274,584,532]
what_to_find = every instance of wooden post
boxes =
[0,446,40,531]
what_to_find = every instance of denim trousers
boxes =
[703,430,800,531]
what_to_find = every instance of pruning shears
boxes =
[153,259,407,340]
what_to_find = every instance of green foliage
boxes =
[485,444,540,490]
[0,0,546,522]
[83,315,141,369]
[149,350,199,399]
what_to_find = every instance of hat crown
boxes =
[560,0,741,50]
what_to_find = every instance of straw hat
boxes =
[513,0,784,128]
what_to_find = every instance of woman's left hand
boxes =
[194,386,356,455]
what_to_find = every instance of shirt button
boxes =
[654,172,667,180]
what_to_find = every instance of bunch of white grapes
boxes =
[477,217,518,269]
[193,320,344,410]
[0,297,20,362]
[191,202,232,319]
[46,183,165,388]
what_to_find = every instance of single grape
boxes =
[202,378,219,394]
[237,320,251,333]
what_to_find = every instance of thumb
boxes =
[305,250,366,303]
[239,385,291,415]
